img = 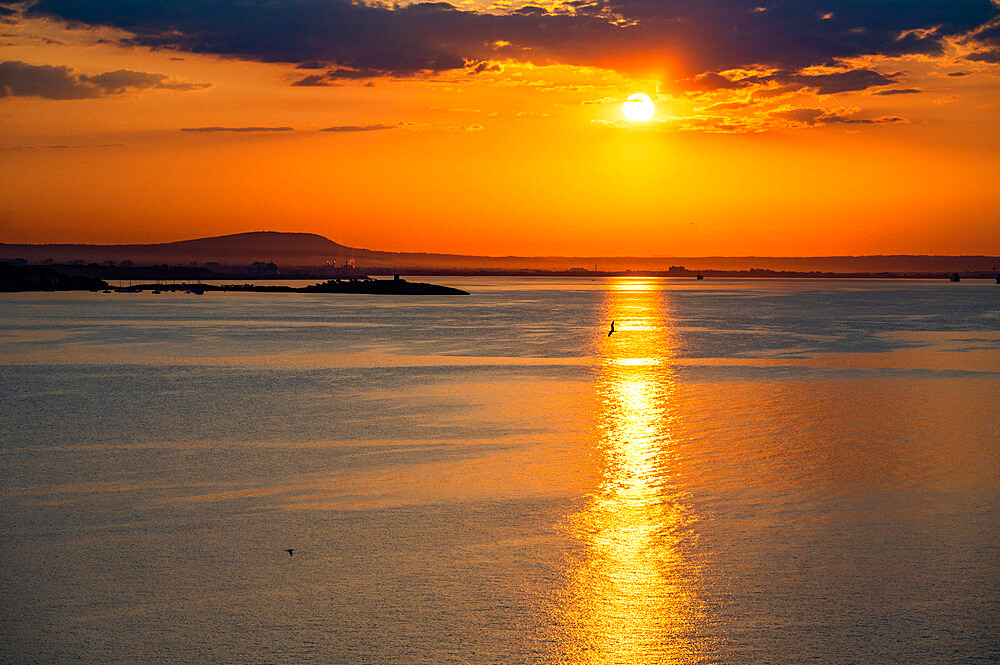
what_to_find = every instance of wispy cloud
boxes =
[591,104,909,134]
[771,107,909,126]
[180,126,294,132]
[872,88,923,96]
[320,124,397,132]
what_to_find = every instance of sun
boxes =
[623,93,655,121]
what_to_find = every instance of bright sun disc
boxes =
[623,93,654,121]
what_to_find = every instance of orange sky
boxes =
[1,3,999,256]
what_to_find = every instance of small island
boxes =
[178,276,470,295]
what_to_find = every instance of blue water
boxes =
[1,278,998,664]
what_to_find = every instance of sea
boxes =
[1,277,998,664]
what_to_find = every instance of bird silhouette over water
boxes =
[285,549,294,557]
[608,321,615,336]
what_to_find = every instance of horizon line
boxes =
[2,231,998,260]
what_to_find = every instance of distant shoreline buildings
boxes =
[2,231,998,279]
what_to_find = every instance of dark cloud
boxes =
[320,124,397,132]
[961,15,1000,60]
[181,126,294,132]
[872,88,922,95]
[750,87,793,100]
[820,113,907,124]
[291,74,330,87]
[772,107,826,125]
[786,68,898,94]
[468,60,503,74]
[967,17,1000,46]
[0,60,95,98]
[677,67,899,95]
[325,67,385,80]
[295,60,327,70]
[293,58,502,86]
[0,60,208,99]
[965,48,1000,63]
[946,71,972,77]
[84,69,208,93]
[26,0,999,81]
[677,71,751,91]
[772,107,908,126]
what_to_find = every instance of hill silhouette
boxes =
[1,231,997,273]
[0,232,348,266]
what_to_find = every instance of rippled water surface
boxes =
[2,278,998,664]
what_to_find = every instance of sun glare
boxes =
[623,93,655,121]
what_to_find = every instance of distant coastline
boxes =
[3,261,997,287]
[2,231,998,275]
[0,263,468,295]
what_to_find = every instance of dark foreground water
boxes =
[1,278,998,664]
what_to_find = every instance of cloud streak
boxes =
[320,124,397,132]
[180,126,294,132]
[771,107,908,126]
[872,88,923,96]
[676,67,902,95]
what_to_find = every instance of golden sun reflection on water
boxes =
[557,279,703,665]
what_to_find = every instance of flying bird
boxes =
[608,321,615,336]
[285,549,294,557]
